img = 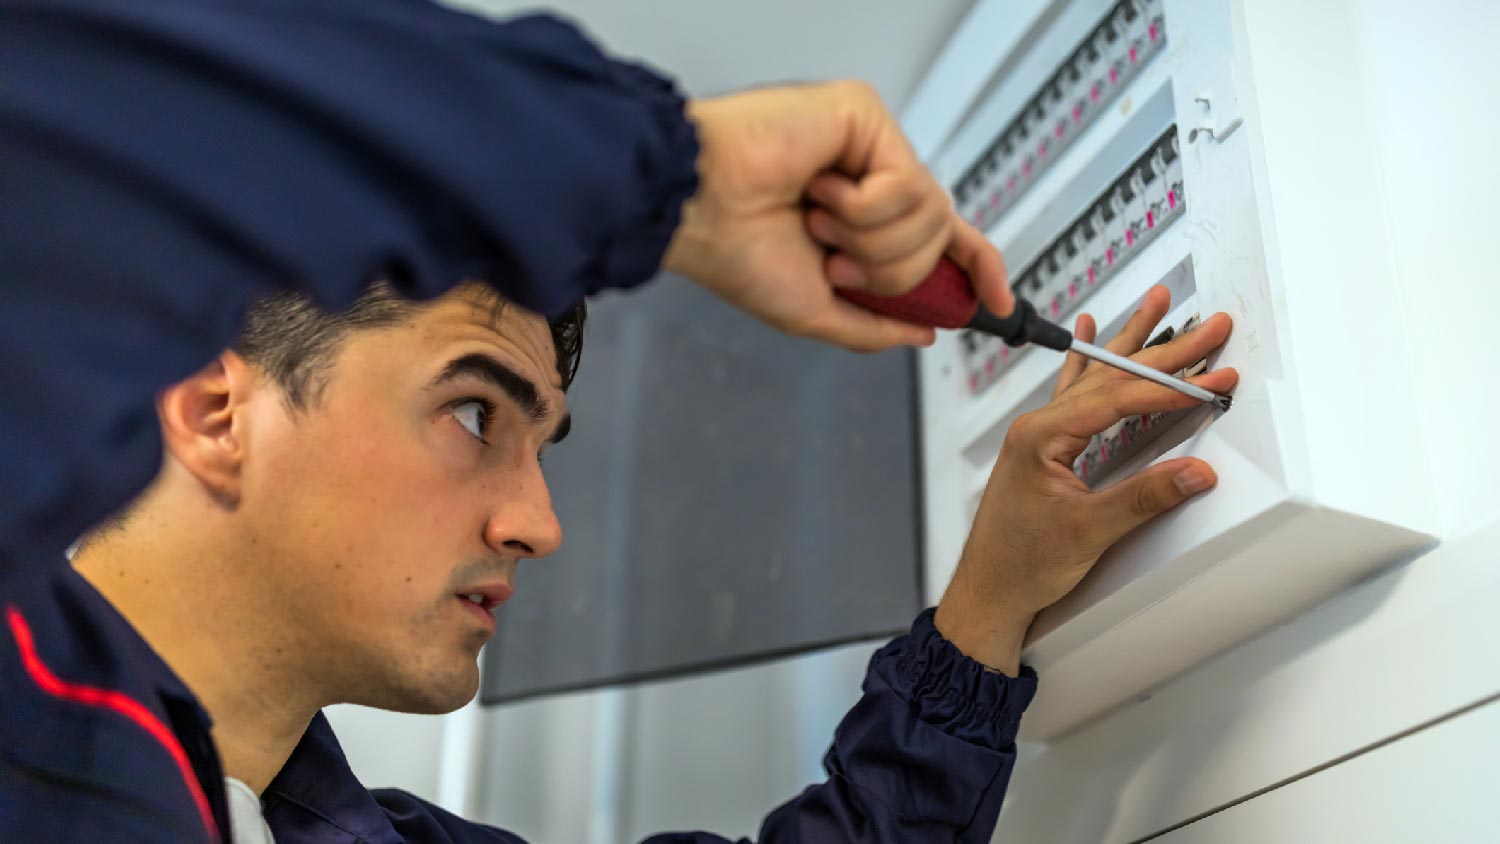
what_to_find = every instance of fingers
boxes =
[796,295,937,352]
[1102,285,1172,359]
[947,220,1012,318]
[1129,312,1232,375]
[808,206,952,297]
[806,202,949,266]
[1053,313,1097,399]
[807,171,957,296]
[1045,368,1241,456]
[1085,457,1218,549]
[667,83,975,353]
[807,170,929,229]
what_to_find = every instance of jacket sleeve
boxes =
[655,609,1038,844]
[0,0,698,573]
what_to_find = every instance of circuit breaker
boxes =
[910,0,1436,738]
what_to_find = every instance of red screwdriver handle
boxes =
[835,257,1074,352]
[834,257,979,330]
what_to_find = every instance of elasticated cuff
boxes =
[593,58,700,298]
[872,608,1039,747]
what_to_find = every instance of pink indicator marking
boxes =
[1079,462,1089,481]
[1106,248,1115,265]
[1167,190,1177,209]
[972,210,985,225]
[1126,229,1135,247]
[1049,299,1061,317]
[1130,46,1138,64]
[1087,266,1096,285]
[1091,84,1101,103]
[1068,280,1079,298]
[1146,210,1155,228]
[1072,104,1083,123]
[1109,67,1119,85]
[989,191,1000,208]
[1055,123,1065,139]
[985,357,996,376]
[1038,141,1048,158]
[1149,23,1158,42]
[1007,175,1018,191]
[1023,161,1033,178]
[1000,346,1011,362]
[969,372,980,392]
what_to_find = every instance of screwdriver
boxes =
[838,257,1232,411]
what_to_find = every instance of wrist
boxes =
[933,596,1035,678]
[661,102,699,276]
[661,99,716,280]
[661,193,707,279]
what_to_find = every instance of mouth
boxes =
[454,583,514,631]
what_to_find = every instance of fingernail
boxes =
[829,261,869,289]
[807,215,837,245]
[1174,469,1212,495]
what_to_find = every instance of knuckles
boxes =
[1130,481,1168,518]
[1004,410,1044,448]
[833,78,881,105]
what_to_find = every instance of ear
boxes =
[156,351,260,506]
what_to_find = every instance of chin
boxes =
[421,666,482,714]
[370,658,481,715]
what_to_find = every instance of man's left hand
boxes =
[935,286,1239,676]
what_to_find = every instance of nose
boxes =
[482,460,563,559]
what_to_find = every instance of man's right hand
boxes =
[663,81,1011,353]
[934,286,1240,676]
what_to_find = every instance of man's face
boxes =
[235,287,568,713]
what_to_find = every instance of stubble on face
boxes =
[240,287,564,714]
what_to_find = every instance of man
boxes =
[0,2,1238,842]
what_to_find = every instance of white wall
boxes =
[471,641,874,843]
[324,703,449,796]
[1156,694,1500,843]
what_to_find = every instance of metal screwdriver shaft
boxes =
[1069,338,1231,410]
[835,257,1232,411]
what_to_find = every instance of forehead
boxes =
[403,285,565,399]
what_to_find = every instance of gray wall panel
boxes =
[481,276,922,703]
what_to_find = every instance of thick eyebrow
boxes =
[430,353,571,444]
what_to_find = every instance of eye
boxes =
[452,398,495,444]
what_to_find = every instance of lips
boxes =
[455,582,514,613]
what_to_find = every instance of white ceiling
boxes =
[447,1,975,111]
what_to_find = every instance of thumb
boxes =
[1090,457,1217,546]
[946,220,1013,318]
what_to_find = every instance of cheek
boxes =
[250,419,482,614]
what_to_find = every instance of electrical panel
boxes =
[909,0,1436,738]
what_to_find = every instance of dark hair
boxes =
[233,281,586,410]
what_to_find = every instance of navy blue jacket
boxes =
[0,1,1038,841]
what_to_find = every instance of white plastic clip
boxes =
[1186,77,1243,144]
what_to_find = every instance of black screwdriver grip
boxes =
[967,298,1074,352]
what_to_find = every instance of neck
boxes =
[74,507,322,794]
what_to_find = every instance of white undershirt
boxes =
[225,777,277,844]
